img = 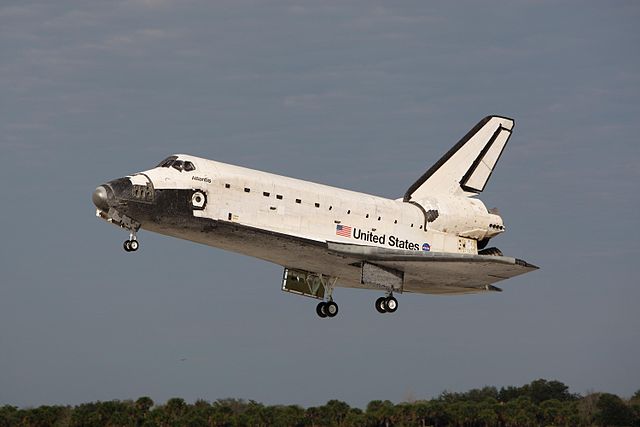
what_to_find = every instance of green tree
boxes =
[306,406,323,427]
[241,400,267,427]
[629,390,640,427]
[320,400,351,426]
[425,400,449,427]
[467,386,499,403]
[18,405,70,427]
[498,379,576,405]
[4,380,638,427]
[498,386,521,403]
[578,392,601,426]
[411,402,430,427]
[147,404,172,426]
[446,400,479,427]
[595,393,634,427]
[276,405,306,426]
[136,396,154,413]
[344,408,367,427]
[69,402,104,427]
[559,400,581,427]
[183,412,209,427]
[211,400,235,426]
[0,405,19,427]
[523,379,575,404]
[187,400,215,427]
[395,402,418,426]
[503,396,537,427]
[366,400,396,427]
[100,400,136,426]
[134,396,154,426]
[476,398,499,427]
[441,386,499,404]
[165,397,187,420]
[539,399,563,426]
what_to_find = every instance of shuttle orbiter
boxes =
[92,116,538,318]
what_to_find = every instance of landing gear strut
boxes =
[123,232,139,252]
[375,294,398,314]
[316,277,339,319]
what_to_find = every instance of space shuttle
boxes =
[92,115,538,318]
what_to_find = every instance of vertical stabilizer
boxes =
[404,116,514,200]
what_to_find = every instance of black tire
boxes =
[375,297,387,314]
[385,296,398,313]
[129,240,139,251]
[123,240,131,252]
[316,302,327,318]
[325,301,339,318]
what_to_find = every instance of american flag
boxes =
[335,224,352,237]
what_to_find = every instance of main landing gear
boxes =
[309,274,340,319]
[123,232,139,252]
[316,300,339,318]
[375,294,398,314]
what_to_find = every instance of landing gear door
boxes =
[281,268,326,300]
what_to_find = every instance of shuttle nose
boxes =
[92,185,109,211]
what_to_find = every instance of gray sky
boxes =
[1,0,639,408]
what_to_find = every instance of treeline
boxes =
[1,379,639,427]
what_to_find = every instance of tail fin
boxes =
[404,115,514,200]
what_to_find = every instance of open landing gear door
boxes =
[361,262,404,293]
[282,268,338,300]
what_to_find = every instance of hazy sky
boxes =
[1,0,639,408]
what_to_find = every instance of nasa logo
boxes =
[422,243,431,252]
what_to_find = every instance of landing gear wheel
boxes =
[375,297,387,314]
[325,301,339,318]
[123,240,138,252]
[384,296,398,313]
[316,302,327,318]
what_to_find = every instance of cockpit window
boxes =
[171,160,184,171]
[155,156,195,172]
[156,156,178,168]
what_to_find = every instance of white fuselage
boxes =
[137,154,504,258]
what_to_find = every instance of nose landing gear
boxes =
[123,232,139,252]
[95,206,141,253]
